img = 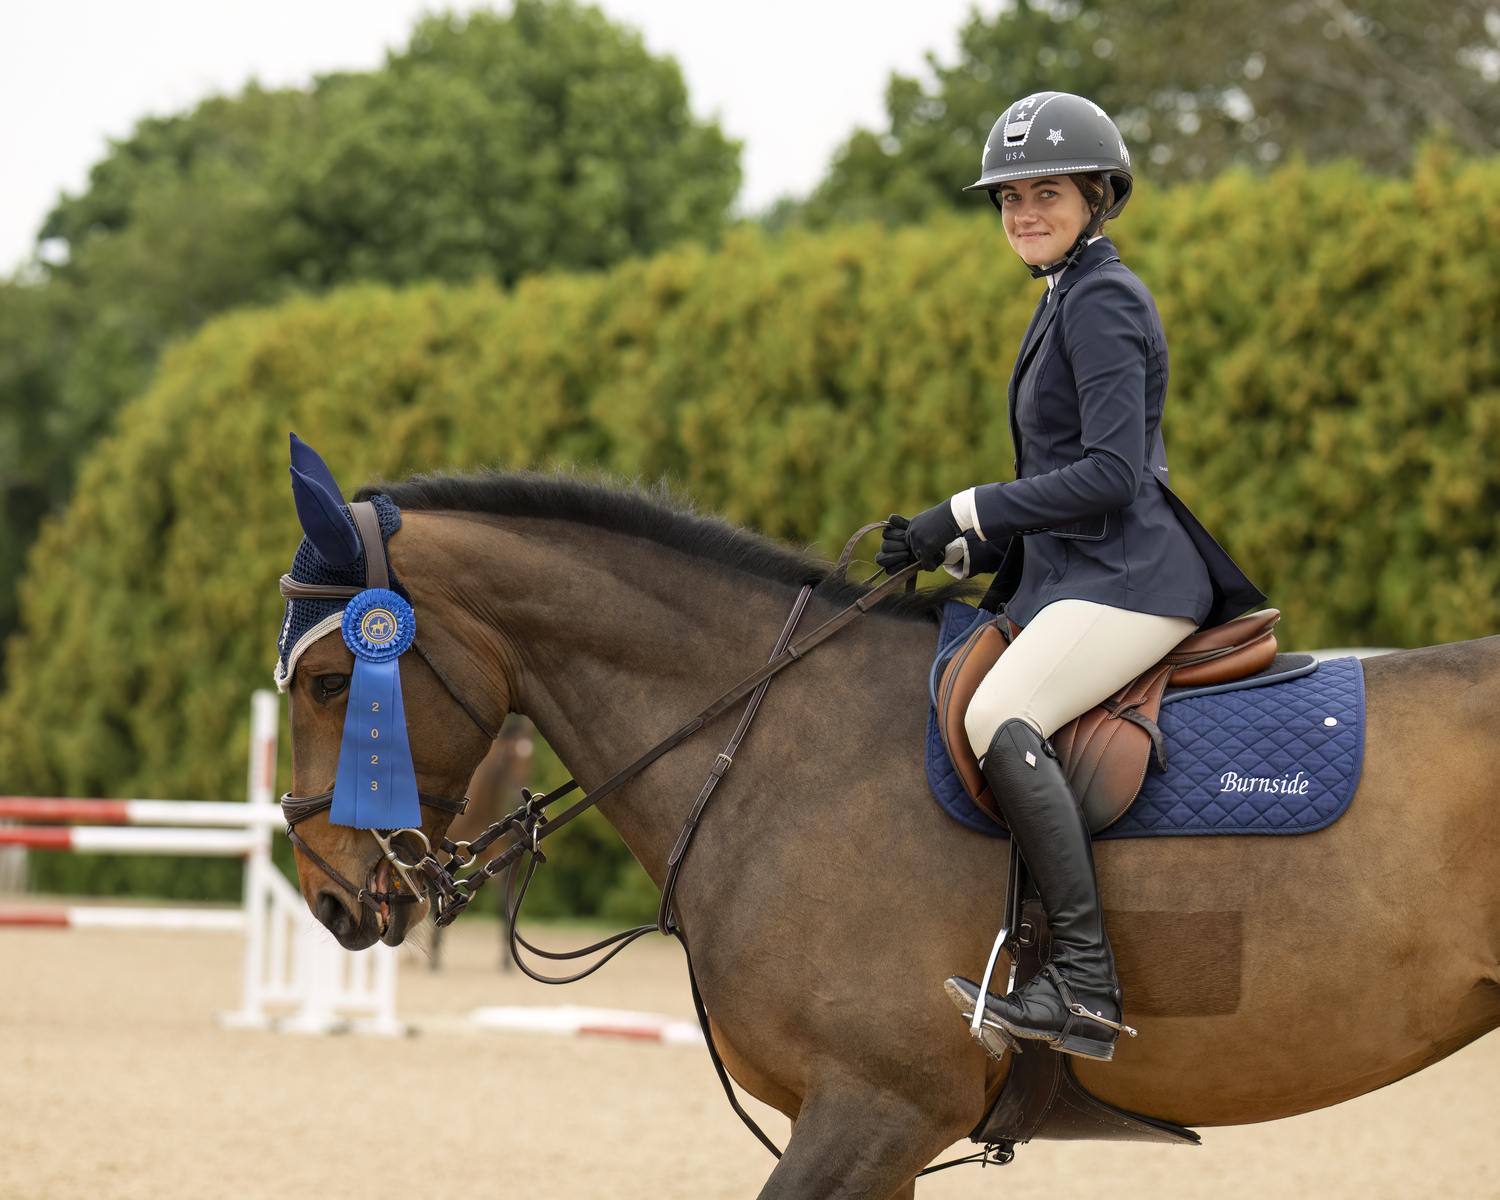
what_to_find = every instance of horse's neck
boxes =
[403,513,924,878]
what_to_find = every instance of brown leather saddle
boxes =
[937,608,1281,833]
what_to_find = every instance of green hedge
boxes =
[4,149,1499,906]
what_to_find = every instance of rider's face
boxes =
[998,177,1093,268]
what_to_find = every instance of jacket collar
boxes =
[1008,237,1122,403]
[1047,236,1119,299]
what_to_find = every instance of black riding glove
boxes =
[876,515,916,573]
[905,501,964,572]
[876,504,965,574]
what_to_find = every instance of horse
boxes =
[281,471,1500,1199]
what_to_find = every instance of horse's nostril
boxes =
[315,891,354,938]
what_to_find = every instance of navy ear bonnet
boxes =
[274,437,409,691]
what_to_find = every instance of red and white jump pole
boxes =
[0,691,403,1035]
[0,906,245,931]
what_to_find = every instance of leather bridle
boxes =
[279,499,492,916]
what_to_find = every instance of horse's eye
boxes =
[316,674,348,702]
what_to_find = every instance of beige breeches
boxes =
[964,599,1197,757]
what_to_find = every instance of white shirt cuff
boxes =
[941,537,971,580]
[949,488,985,540]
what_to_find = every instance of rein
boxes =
[409,522,914,932]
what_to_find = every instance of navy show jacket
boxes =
[966,238,1264,630]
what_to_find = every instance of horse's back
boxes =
[1075,639,1500,1125]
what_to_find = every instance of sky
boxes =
[0,0,984,275]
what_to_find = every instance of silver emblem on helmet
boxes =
[1004,120,1032,145]
[1047,129,1065,145]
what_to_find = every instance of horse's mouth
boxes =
[314,884,381,951]
[371,857,427,947]
[372,858,395,935]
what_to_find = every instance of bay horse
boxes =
[282,472,1500,1199]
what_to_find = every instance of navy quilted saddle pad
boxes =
[924,602,1366,840]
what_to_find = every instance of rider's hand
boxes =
[876,515,916,573]
[905,502,964,572]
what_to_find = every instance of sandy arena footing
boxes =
[1,912,1497,1199]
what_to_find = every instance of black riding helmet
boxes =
[965,91,1133,278]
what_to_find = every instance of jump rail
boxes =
[0,691,404,1036]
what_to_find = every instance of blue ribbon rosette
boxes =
[330,588,423,830]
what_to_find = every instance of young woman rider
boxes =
[877,92,1263,1062]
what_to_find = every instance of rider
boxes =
[877,92,1263,1062]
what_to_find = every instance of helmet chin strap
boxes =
[1027,231,1091,279]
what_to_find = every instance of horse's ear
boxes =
[289,432,344,500]
[288,434,360,566]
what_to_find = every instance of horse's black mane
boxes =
[358,470,980,621]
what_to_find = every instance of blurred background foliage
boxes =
[3,0,1499,912]
[787,0,1500,228]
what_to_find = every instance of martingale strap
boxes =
[656,582,815,935]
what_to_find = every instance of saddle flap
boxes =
[1050,664,1174,832]
[937,619,1010,825]
[935,620,1174,835]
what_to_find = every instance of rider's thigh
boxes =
[964,599,1195,756]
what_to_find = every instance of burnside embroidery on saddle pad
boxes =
[924,601,1366,839]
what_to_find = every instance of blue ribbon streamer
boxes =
[329,589,422,830]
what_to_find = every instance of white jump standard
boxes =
[0,690,404,1036]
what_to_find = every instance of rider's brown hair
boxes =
[1074,172,1108,221]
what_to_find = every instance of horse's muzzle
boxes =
[315,888,380,950]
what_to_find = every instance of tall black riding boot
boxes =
[946,718,1133,1062]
